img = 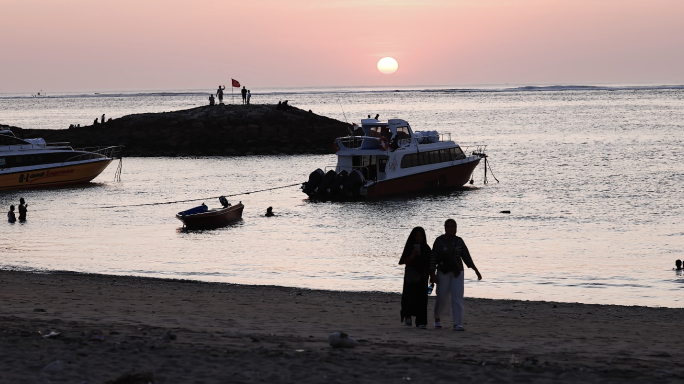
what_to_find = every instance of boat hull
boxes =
[176,203,244,229]
[0,160,114,190]
[365,158,480,198]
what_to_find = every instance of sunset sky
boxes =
[1,0,683,92]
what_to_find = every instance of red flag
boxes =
[231,79,241,87]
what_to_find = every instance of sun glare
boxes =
[377,57,398,75]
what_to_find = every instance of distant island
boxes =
[5,104,351,157]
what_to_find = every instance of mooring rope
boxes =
[114,158,123,182]
[93,182,301,209]
[486,157,499,183]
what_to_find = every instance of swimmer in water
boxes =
[676,259,682,271]
[265,207,274,217]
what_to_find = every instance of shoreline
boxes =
[4,267,682,310]
[1,269,682,383]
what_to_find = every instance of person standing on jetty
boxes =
[7,205,16,223]
[241,86,247,104]
[18,198,27,221]
[399,227,432,329]
[216,85,225,104]
[430,219,482,331]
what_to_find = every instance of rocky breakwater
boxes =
[9,104,351,156]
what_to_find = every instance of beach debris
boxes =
[159,330,177,341]
[41,329,61,339]
[42,360,64,373]
[105,372,155,384]
[33,308,46,312]
[328,332,358,348]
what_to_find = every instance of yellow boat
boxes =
[0,128,123,190]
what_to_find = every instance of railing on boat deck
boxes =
[339,136,364,149]
[0,142,72,152]
[461,144,488,158]
[61,145,125,164]
[341,132,453,149]
[398,132,452,147]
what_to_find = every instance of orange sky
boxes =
[1,0,683,92]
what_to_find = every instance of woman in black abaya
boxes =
[399,227,432,329]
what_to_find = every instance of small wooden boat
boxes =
[176,197,244,229]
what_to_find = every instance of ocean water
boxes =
[1,85,683,308]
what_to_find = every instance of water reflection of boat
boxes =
[176,197,244,229]
[302,118,487,200]
[0,128,123,190]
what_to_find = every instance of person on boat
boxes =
[7,205,16,223]
[429,219,482,331]
[399,227,431,329]
[265,207,274,217]
[18,198,27,221]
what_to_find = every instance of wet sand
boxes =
[0,270,682,383]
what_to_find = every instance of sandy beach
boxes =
[0,270,682,383]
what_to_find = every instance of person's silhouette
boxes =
[676,259,682,271]
[216,85,225,103]
[265,207,274,217]
[18,198,27,221]
[7,205,16,223]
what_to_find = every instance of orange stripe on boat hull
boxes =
[0,160,114,190]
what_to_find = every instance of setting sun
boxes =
[377,57,398,75]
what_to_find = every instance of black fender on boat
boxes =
[328,170,348,197]
[302,168,324,195]
[317,170,337,199]
[343,169,365,197]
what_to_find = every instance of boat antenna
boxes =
[338,99,348,124]
[338,99,353,135]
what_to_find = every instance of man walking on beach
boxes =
[430,219,482,331]
[241,86,247,104]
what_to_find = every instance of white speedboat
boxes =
[302,118,486,199]
[0,128,123,190]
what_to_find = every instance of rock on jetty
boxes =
[7,104,351,156]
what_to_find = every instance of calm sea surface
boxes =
[1,85,683,308]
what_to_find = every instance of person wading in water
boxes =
[18,198,27,221]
